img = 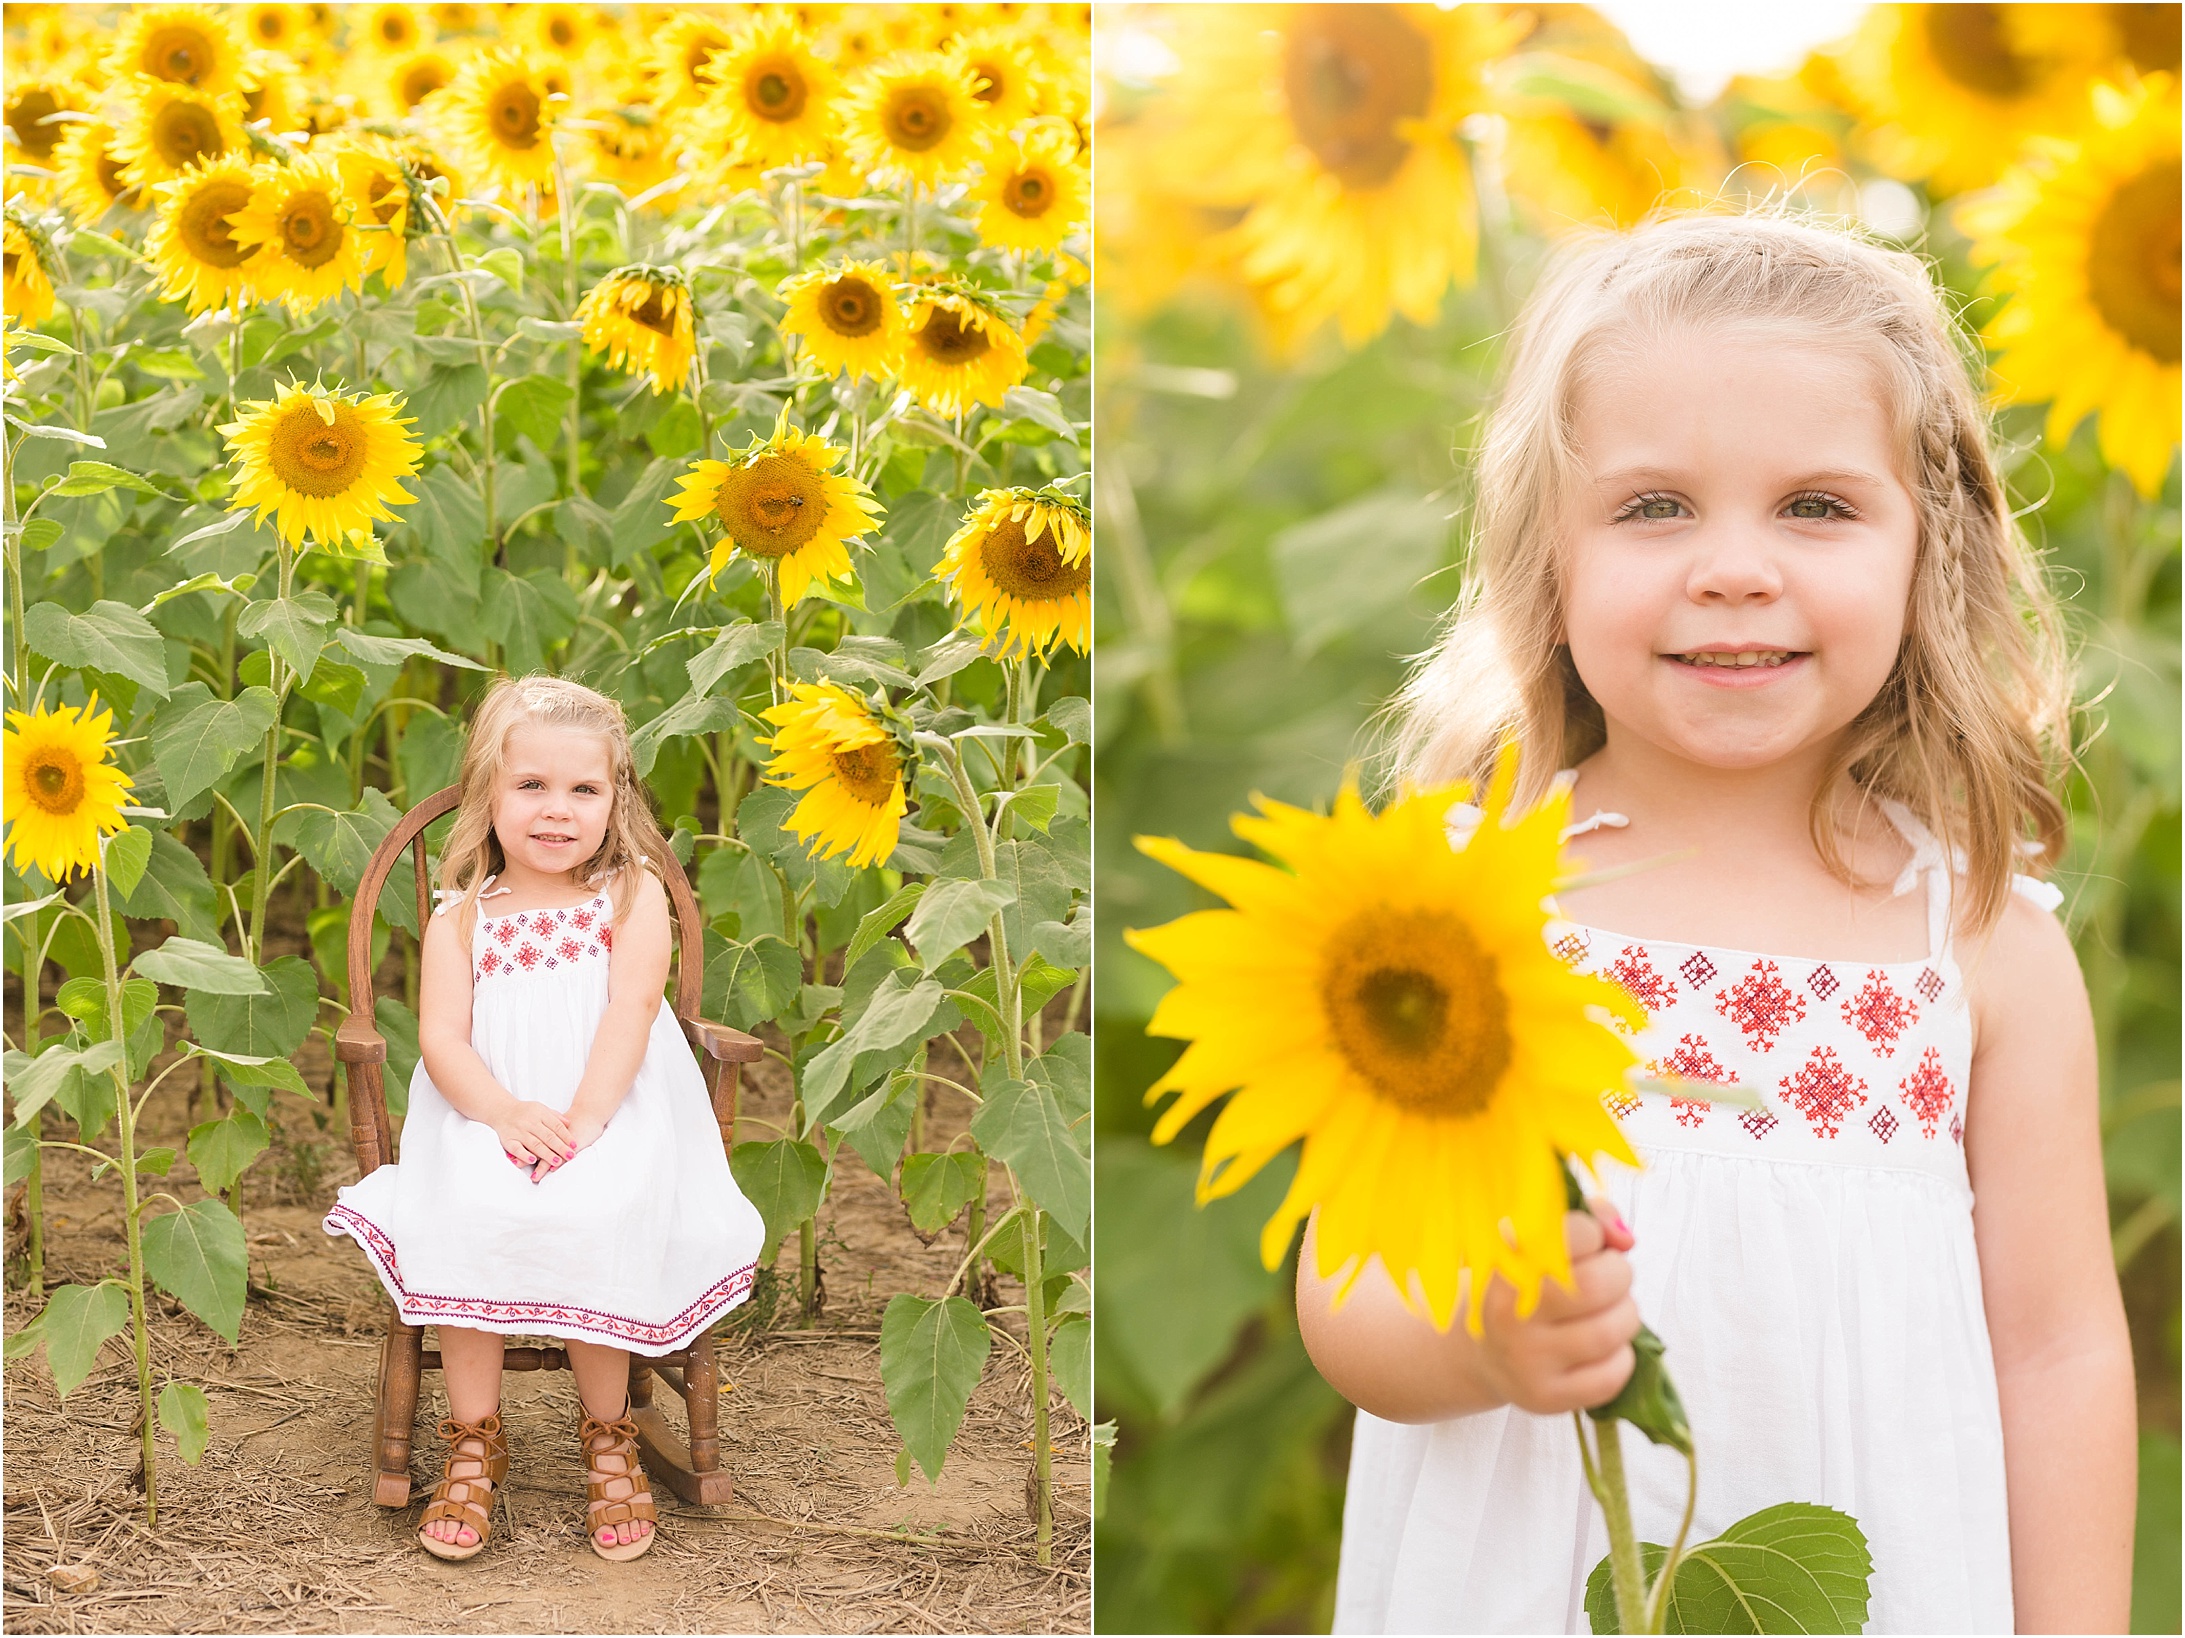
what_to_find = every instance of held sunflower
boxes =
[703,16,839,169]
[4,215,57,328]
[841,51,990,187]
[225,153,366,312]
[221,380,423,551]
[972,125,1088,256]
[666,424,884,606]
[575,265,695,394]
[147,156,263,314]
[780,259,904,384]
[1127,754,1642,1334]
[111,79,247,191]
[898,287,1027,418]
[107,3,249,95]
[1962,74,2181,496]
[760,682,910,869]
[441,47,559,194]
[3,698,135,884]
[934,487,1091,659]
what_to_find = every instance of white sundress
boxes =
[1334,803,2062,1635]
[324,874,766,1355]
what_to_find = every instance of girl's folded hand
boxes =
[493,1100,575,1175]
[528,1108,609,1182]
[1471,1201,1640,1417]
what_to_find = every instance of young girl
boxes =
[325,675,765,1563]
[1306,214,2136,1633]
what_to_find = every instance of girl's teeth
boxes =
[1679,651,1791,668]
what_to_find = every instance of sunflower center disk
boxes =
[2089,159,2183,364]
[180,181,254,267]
[969,61,1006,105]
[1321,909,1512,1117]
[828,741,900,807]
[154,102,223,169]
[1004,169,1053,218]
[281,191,343,267]
[978,517,1088,600]
[717,454,827,556]
[9,90,64,161]
[918,307,990,365]
[269,403,368,497]
[885,88,951,152]
[1282,3,1431,190]
[98,148,134,203]
[28,753,86,815]
[1925,3,2031,97]
[821,278,882,336]
[631,287,680,336]
[403,64,448,106]
[492,83,542,148]
[146,27,212,83]
[550,17,578,48]
[749,62,807,121]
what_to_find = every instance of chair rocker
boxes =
[331,784,762,1508]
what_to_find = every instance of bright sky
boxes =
[1592,0,1870,100]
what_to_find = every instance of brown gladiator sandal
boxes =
[417,1412,509,1561]
[577,1409,659,1561]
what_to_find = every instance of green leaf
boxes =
[409,363,490,443]
[158,1380,211,1464]
[845,881,924,971]
[100,830,156,907]
[801,971,947,1128]
[1584,1503,1874,1635]
[480,566,579,673]
[186,1046,311,1117]
[48,459,177,499]
[476,245,524,292]
[114,829,220,942]
[879,1293,992,1484]
[728,1140,828,1267]
[136,1147,176,1176]
[998,385,1078,442]
[1049,1311,1090,1420]
[237,590,339,684]
[614,455,684,565]
[970,1064,1089,1242]
[141,1197,248,1345]
[148,683,279,812]
[183,953,317,1058]
[688,620,784,696]
[186,1107,270,1197]
[1270,487,1449,656]
[31,1283,132,1397]
[133,935,272,994]
[835,1070,917,1180]
[629,692,742,777]
[376,995,421,1120]
[290,789,401,899]
[1045,695,1089,745]
[719,933,803,1028]
[54,974,157,1042]
[4,1127,35,1188]
[22,599,172,698]
[20,517,63,552]
[1001,783,1060,834]
[1590,1321,1692,1455]
[332,628,489,672]
[905,879,1017,973]
[496,373,573,449]
[5,1040,125,1129]
[898,1150,985,1235]
[298,656,368,719]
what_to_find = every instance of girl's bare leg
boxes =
[566,1337,653,1547]
[425,1326,506,1547]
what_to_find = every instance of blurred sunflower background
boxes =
[1093,4,2181,1631]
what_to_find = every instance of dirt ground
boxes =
[1,967,1090,1635]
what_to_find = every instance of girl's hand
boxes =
[494,1101,575,1172]
[526,1108,609,1182]
[1471,1200,1640,1416]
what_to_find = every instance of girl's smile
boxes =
[493,723,614,886]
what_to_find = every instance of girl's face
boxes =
[1560,325,1921,773]
[492,722,615,880]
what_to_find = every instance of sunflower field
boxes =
[1093,4,2180,1631]
[1,0,1090,1567]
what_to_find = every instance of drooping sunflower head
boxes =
[700,15,840,169]
[111,78,247,190]
[223,152,364,313]
[665,423,884,606]
[780,258,904,384]
[972,122,1087,256]
[575,264,695,394]
[897,286,1028,418]
[841,50,991,186]
[440,46,560,193]
[650,10,737,109]
[53,119,143,226]
[5,78,85,167]
[3,213,58,329]
[146,155,263,314]
[107,4,249,95]
[220,379,424,551]
[934,487,1091,659]
[1127,753,1642,1334]
[3,697,135,885]
[760,681,910,869]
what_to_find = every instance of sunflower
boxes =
[575,265,695,394]
[54,119,143,226]
[223,153,363,312]
[582,102,677,197]
[238,49,306,132]
[107,4,248,95]
[760,682,909,869]
[1159,3,1516,352]
[3,215,57,328]
[221,380,423,551]
[897,287,1026,418]
[1961,76,2181,496]
[840,51,989,186]
[369,47,462,116]
[521,3,596,61]
[240,4,306,54]
[1827,3,2112,195]
[650,10,738,109]
[972,124,1086,255]
[2,698,135,884]
[779,259,903,383]
[4,78,84,169]
[437,47,560,195]
[146,156,262,313]
[666,423,883,606]
[334,137,413,289]
[111,79,246,191]
[946,25,1042,127]
[1126,755,1642,1334]
[357,3,433,56]
[701,16,839,169]
[934,487,1090,659]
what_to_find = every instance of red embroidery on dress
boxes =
[1715,959,1807,1052]
[1650,1033,1733,1128]
[1807,963,1840,1000]
[478,949,500,975]
[601,924,613,951]
[1609,946,1677,1016]
[1779,1045,1868,1137]
[1603,1089,1641,1121]
[1842,969,1918,1056]
[1915,967,1945,1003]
[571,908,594,930]
[1869,1106,1899,1143]
[514,943,542,970]
[558,937,583,962]
[1738,1107,1778,1140]
[494,920,517,945]
[1897,1046,1955,1138]
[1949,1111,1963,1145]
[1678,951,1717,987]
[1552,930,1590,966]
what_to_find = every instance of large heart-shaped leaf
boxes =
[727,1140,828,1265]
[26,1282,131,1397]
[187,1106,270,1197]
[898,1150,986,1235]
[1584,1503,1874,1635]
[183,953,316,1062]
[970,1063,1089,1242]
[687,620,784,696]
[236,590,338,684]
[6,1040,126,1129]
[133,936,272,995]
[800,972,947,1128]
[879,1293,992,1485]
[148,683,279,813]
[905,878,1017,973]
[158,1379,211,1464]
[141,1196,247,1345]
[23,599,172,699]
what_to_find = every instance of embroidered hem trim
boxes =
[324,1202,753,1354]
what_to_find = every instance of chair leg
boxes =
[374,1308,423,1507]
[685,1325,720,1474]
[628,1352,653,1411]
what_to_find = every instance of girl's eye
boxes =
[1784,491,1858,522]
[1613,492,1684,523]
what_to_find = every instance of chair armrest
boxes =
[334,1015,388,1065]
[682,1016,763,1064]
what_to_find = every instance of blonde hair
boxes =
[1386,210,2071,938]
[437,674,671,935]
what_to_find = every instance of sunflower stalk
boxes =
[1019,1193,1053,1567]
[552,149,582,509]
[1583,1414,1650,1634]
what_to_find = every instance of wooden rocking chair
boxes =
[331,785,763,1508]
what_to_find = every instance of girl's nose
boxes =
[1686,524,1783,603]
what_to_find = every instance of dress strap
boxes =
[429,874,514,918]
